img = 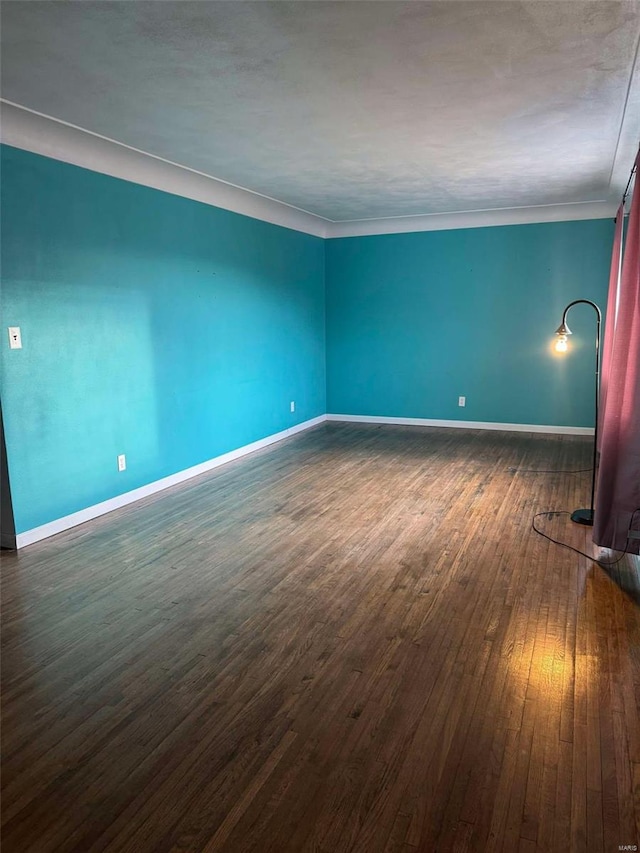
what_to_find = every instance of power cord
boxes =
[532,509,640,567]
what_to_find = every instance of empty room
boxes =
[1,1,639,851]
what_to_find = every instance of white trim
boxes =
[326,414,594,436]
[325,202,616,238]
[1,100,619,238]
[9,412,594,548]
[12,416,326,549]
[0,101,329,238]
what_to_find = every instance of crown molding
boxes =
[0,100,330,238]
[0,99,621,240]
[324,200,616,238]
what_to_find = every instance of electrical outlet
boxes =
[290,401,295,413]
[458,396,466,407]
[117,454,126,472]
[8,327,22,349]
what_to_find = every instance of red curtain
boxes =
[594,151,640,554]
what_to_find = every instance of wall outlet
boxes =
[290,401,295,413]
[458,396,466,407]
[8,327,22,349]
[117,454,126,472]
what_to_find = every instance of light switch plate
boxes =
[8,327,22,349]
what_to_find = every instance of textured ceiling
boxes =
[1,1,639,222]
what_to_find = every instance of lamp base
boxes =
[571,508,594,526]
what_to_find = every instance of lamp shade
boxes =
[554,321,572,337]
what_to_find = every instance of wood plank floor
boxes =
[2,423,639,853]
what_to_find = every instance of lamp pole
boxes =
[554,299,602,526]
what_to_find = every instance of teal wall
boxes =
[1,145,326,534]
[1,144,615,537]
[325,221,612,426]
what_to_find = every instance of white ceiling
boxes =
[1,1,639,227]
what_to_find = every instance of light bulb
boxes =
[555,335,568,353]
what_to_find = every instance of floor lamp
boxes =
[553,299,602,526]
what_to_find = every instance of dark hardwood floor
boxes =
[1,423,639,852]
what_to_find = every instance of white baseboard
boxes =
[9,412,592,550]
[12,415,327,550]
[326,413,595,436]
